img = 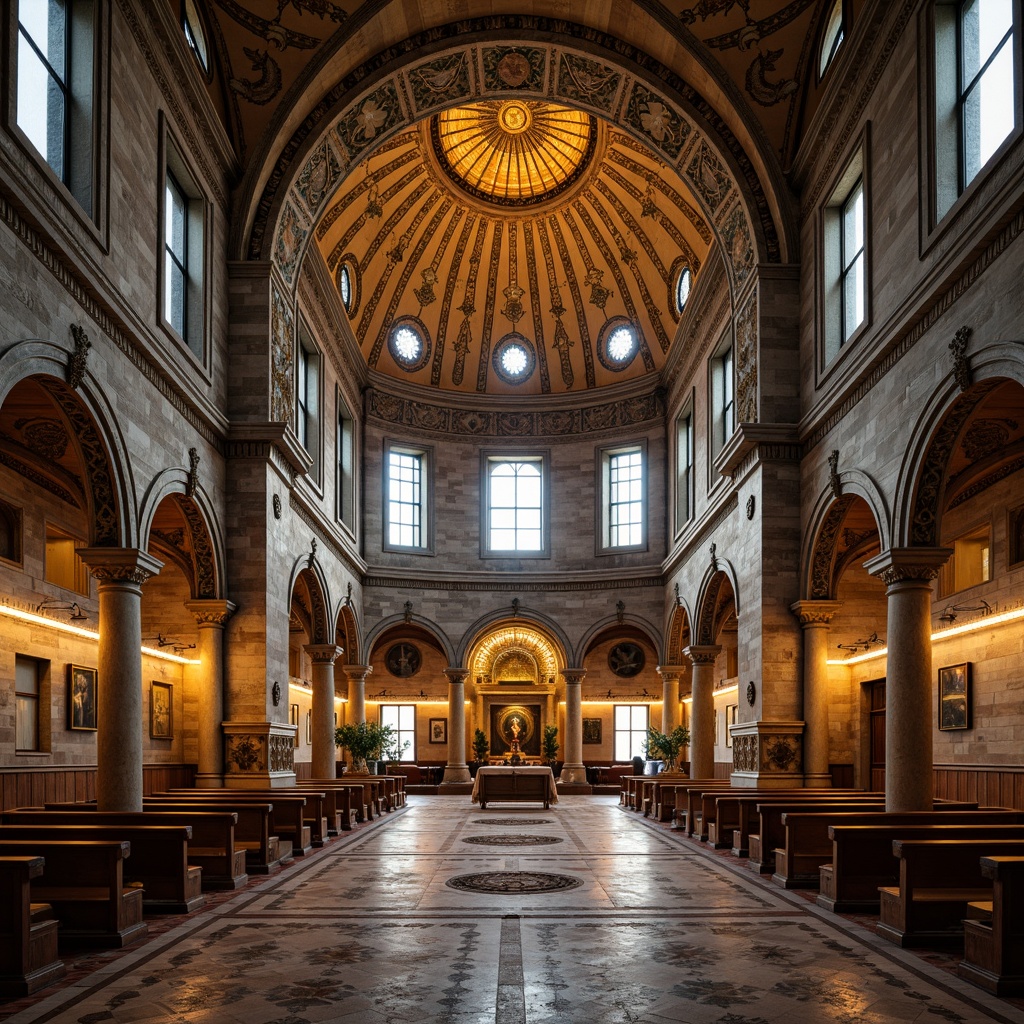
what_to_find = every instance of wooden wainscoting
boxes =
[933,764,1024,810]
[0,764,196,814]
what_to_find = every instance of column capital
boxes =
[790,600,843,627]
[305,643,343,665]
[560,667,586,685]
[185,598,237,626]
[78,547,163,585]
[684,644,721,666]
[343,664,373,683]
[444,667,470,685]
[656,664,687,681]
[864,547,952,587]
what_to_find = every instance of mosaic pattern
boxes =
[445,871,582,894]
[462,834,564,846]
[472,818,555,826]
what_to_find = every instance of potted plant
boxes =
[383,732,411,774]
[335,722,390,775]
[542,724,559,767]
[645,725,690,775]
[469,728,489,777]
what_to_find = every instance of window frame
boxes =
[818,0,846,80]
[709,338,735,462]
[379,704,417,762]
[597,441,647,554]
[940,519,993,597]
[0,497,24,566]
[480,450,550,559]
[614,704,650,762]
[15,654,49,753]
[383,440,433,554]
[296,327,323,486]
[44,522,90,595]
[158,119,210,368]
[335,388,356,535]
[675,399,695,535]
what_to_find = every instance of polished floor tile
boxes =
[3,796,1022,1024]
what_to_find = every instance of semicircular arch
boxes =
[575,614,663,666]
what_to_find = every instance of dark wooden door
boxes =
[869,678,886,792]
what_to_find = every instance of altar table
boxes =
[471,767,558,808]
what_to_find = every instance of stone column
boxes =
[306,644,343,780]
[684,645,720,780]
[344,665,371,725]
[78,547,163,812]
[558,668,589,788]
[657,665,686,734]
[791,601,842,788]
[865,548,950,812]
[440,668,471,787]
[185,599,236,788]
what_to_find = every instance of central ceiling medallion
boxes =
[431,101,596,206]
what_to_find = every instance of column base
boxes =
[557,765,591,790]
[440,765,472,786]
[803,772,834,788]
[193,773,225,789]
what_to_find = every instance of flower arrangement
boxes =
[335,722,393,774]
[644,725,690,773]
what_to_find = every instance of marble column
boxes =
[657,664,686,734]
[306,644,343,780]
[440,668,471,787]
[791,600,842,789]
[865,548,950,812]
[344,665,371,725]
[684,645,720,780]
[78,547,163,812]
[185,599,236,788]
[558,668,588,787]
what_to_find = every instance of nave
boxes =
[4,796,1023,1024]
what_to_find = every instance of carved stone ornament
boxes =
[745,494,755,520]
[616,599,626,624]
[828,449,842,500]
[608,642,645,677]
[709,542,718,571]
[386,643,421,677]
[68,324,91,389]
[745,680,756,706]
[269,735,293,773]
[272,681,282,706]
[950,325,972,393]
[186,447,200,497]
[874,563,943,587]
[763,736,799,772]
[227,734,266,773]
[307,538,317,570]
[733,734,757,772]
[272,493,282,519]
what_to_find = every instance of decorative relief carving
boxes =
[733,734,757,772]
[735,288,758,422]
[810,495,853,599]
[686,140,732,213]
[178,496,217,599]
[482,46,546,92]
[873,563,943,587]
[226,734,266,774]
[828,449,842,500]
[949,325,971,393]
[557,53,620,111]
[762,735,799,772]
[68,324,91,389]
[269,735,293,773]
[272,493,282,519]
[87,562,158,585]
[745,494,755,520]
[270,284,294,423]
[14,417,69,461]
[294,138,342,214]
[721,204,755,284]
[407,52,471,113]
[624,83,689,159]
[186,447,200,498]
[961,418,1018,461]
[335,81,404,159]
[273,200,306,286]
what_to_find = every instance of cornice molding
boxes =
[361,572,664,594]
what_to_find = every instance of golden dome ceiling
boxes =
[432,101,595,206]
[314,115,712,396]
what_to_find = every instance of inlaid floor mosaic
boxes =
[3,796,1023,1024]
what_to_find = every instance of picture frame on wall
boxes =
[290,703,299,747]
[582,718,601,744]
[68,664,97,731]
[726,704,737,747]
[429,718,447,744]
[150,681,173,739]
[305,710,312,745]
[938,663,971,730]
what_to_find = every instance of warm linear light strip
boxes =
[1,603,200,665]
[827,605,1024,666]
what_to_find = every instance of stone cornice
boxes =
[714,422,801,479]
[361,571,663,594]
[289,495,367,579]
[663,491,739,579]
[864,547,952,586]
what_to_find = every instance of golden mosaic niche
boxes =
[430,100,597,206]
[470,625,560,683]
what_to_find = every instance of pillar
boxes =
[865,548,950,811]
[657,664,686,734]
[791,601,842,788]
[440,667,471,787]
[344,664,371,725]
[558,668,589,787]
[306,644,343,780]
[684,645,720,780]
[185,599,236,788]
[78,547,163,812]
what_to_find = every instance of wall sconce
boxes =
[938,600,992,625]
[835,631,884,654]
[36,599,88,622]
[143,633,197,654]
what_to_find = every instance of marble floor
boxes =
[3,795,1023,1024]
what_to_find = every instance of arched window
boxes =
[819,0,845,78]
[182,0,209,73]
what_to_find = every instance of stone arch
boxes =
[575,614,663,667]
[0,339,135,547]
[334,599,361,665]
[288,557,332,646]
[692,562,740,648]
[139,468,225,600]
[457,606,572,670]
[364,613,456,668]
[894,342,1024,548]
[665,600,694,664]
[242,20,789,297]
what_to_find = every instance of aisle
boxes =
[4,796,1022,1024]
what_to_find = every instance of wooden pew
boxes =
[5,810,247,891]
[651,780,728,826]
[294,782,358,833]
[0,856,64,997]
[878,838,1024,948]
[818,816,1024,911]
[0,840,146,948]
[959,856,1024,995]
[0,825,203,914]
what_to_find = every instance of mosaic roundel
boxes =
[462,834,563,847]
[472,818,554,826]
[445,871,582,894]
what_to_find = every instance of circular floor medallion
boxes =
[462,834,563,847]
[472,818,554,826]
[446,871,581,894]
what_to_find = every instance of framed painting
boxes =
[150,681,173,739]
[429,718,447,744]
[583,718,602,744]
[726,704,737,748]
[938,663,971,730]
[68,664,97,731]
[290,703,299,747]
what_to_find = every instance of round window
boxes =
[388,318,431,371]
[676,266,692,315]
[597,318,640,371]
[492,333,536,385]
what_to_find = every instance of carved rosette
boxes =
[762,735,800,773]
[226,734,267,774]
[729,723,805,779]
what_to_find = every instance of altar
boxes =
[471,766,558,808]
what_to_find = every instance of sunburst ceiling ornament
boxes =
[432,101,596,206]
